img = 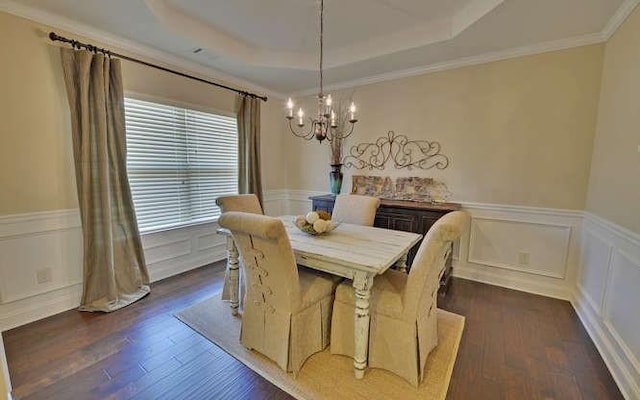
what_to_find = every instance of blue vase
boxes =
[329,164,343,195]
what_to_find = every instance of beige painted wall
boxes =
[285,45,604,210]
[586,6,640,234]
[0,11,285,216]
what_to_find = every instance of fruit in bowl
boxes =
[294,211,338,235]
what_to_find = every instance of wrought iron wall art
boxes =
[343,131,450,170]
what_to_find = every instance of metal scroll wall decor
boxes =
[343,130,449,170]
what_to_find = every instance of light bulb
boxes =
[286,98,294,118]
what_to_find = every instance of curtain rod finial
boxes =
[49,32,58,41]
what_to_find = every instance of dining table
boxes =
[218,215,423,379]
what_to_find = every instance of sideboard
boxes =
[310,194,461,294]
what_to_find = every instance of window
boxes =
[124,97,238,232]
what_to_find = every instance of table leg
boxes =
[226,236,240,315]
[395,252,408,273]
[352,272,374,379]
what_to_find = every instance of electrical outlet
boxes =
[36,267,53,284]
[518,252,530,266]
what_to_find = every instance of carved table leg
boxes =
[226,236,240,315]
[352,272,374,379]
[395,252,408,273]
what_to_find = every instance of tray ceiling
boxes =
[4,0,634,95]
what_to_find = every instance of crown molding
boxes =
[0,0,286,100]
[290,0,638,96]
[291,32,606,97]
[2,0,636,98]
[601,0,640,40]
[144,0,503,71]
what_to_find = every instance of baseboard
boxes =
[148,244,227,282]
[574,214,640,400]
[0,209,229,331]
[572,286,640,400]
[453,263,572,300]
[0,284,82,331]
[1,191,637,399]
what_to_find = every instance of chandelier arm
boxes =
[288,119,315,140]
[340,121,356,139]
[326,121,355,141]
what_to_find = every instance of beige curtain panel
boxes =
[235,94,263,207]
[60,48,150,312]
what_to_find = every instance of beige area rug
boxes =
[176,295,465,400]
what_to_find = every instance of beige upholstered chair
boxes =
[331,194,381,226]
[330,211,470,386]
[218,211,340,375]
[216,194,263,214]
[216,194,263,302]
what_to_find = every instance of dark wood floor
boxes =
[4,263,622,400]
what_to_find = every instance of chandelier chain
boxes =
[319,0,324,96]
[284,0,358,143]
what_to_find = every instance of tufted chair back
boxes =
[403,211,470,319]
[218,212,300,311]
[216,194,263,215]
[331,194,380,226]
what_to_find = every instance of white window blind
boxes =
[124,98,238,232]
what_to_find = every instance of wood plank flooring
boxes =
[3,263,622,399]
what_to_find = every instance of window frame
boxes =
[124,94,239,234]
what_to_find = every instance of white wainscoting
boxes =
[2,191,637,398]
[0,209,227,331]
[277,191,583,300]
[0,189,318,331]
[456,202,583,300]
[573,213,640,400]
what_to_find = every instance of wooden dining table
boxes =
[218,215,422,379]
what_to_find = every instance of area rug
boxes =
[176,294,465,400]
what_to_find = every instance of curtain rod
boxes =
[49,32,268,102]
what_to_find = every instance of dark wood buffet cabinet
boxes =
[310,194,461,294]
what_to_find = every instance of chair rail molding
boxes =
[572,212,640,400]
[452,201,582,301]
[1,191,638,398]
[272,190,584,299]
[0,208,227,331]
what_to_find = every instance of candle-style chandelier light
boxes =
[285,0,358,143]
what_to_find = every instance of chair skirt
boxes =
[241,291,334,375]
[330,289,438,386]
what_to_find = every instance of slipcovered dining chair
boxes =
[331,194,380,226]
[330,211,469,386]
[218,211,340,375]
[216,194,264,303]
[216,193,263,214]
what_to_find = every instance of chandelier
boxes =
[285,0,358,143]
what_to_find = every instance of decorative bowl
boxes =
[294,211,338,236]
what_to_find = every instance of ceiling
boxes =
[3,0,636,96]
